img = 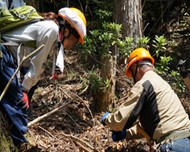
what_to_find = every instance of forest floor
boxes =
[24,49,190,152]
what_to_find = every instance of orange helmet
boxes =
[58,7,87,44]
[125,48,155,78]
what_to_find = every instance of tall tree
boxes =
[114,0,142,41]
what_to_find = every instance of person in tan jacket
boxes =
[101,48,190,152]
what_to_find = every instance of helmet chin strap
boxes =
[60,27,71,44]
[131,62,138,83]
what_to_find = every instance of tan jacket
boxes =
[105,70,190,141]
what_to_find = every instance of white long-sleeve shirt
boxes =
[2,20,63,91]
[1,0,64,91]
[0,0,25,9]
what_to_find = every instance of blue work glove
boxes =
[112,130,126,142]
[101,112,110,125]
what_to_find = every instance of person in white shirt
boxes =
[0,0,87,148]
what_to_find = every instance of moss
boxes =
[0,111,17,152]
[0,135,17,152]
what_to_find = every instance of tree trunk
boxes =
[114,0,142,42]
[94,0,143,112]
[93,1,121,112]
[94,54,116,112]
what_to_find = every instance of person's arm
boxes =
[110,121,151,142]
[103,83,145,131]
[9,0,25,9]
[0,0,25,9]
[0,0,9,8]
[126,122,150,140]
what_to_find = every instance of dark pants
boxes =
[0,45,28,144]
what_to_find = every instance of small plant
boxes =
[80,76,88,89]
[170,70,186,93]
[155,55,172,75]
[118,37,134,58]
[88,71,110,94]
[152,35,167,57]
[137,36,150,49]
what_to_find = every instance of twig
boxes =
[61,132,96,151]
[60,89,97,150]
[28,85,86,127]
[70,91,94,126]
[75,141,92,152]
[38,126,55,139]
[28,101,72,127]
[0,44,45,101]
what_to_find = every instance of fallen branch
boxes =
[0,44,45,101]
[28,100,72,127]
[28,85,83,127]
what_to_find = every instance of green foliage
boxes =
[137,36,150,49]
[80,76,88,89]
[152,35,167,57]
[88,71,109,93]
[96,9,112,21]
[81,8,186,95]
[170,70,186,93]
[156,56,172,75]
[119,36,151,59]
[152,35,185,93]
[82,21,151,61]
[117,37,134,58]
[81,20,123,58]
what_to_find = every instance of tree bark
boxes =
[93,1,121,112]
[114,0,142,43]
[94,55,116,112]
[94,0,143,112]
[95,0,143,112]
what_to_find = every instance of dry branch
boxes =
[61,132,96,152]
[28,100,72,127]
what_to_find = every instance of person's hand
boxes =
[51,73,58,80]
[50,66,62,81]
[18,91,29,110]
[101,112,110,125]
[177,59,188,78]
[112,130,126,142]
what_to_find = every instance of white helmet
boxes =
[58,7,87,44]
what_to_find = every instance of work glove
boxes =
[51,72,58,80]
[50,66,62,81]
[101,112,110,125]
[177,59,188,78]
[18,91,29,110]
[112,130,126,142]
